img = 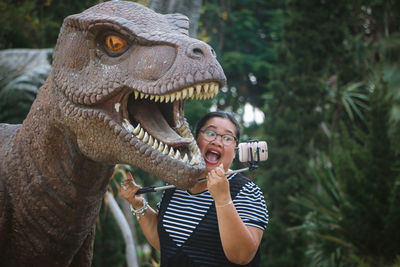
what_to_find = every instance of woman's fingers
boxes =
[207,166,230,202]
[122,172,139,187]
[120,172,142,199]
[207,164,225,181]
[127,171,134,181]
[215,164,225,176]
[120,184,144,207]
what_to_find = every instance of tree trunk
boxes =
[106,192,139,267]
[148,0,203,37]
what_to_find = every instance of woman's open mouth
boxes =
[205,148,221,165]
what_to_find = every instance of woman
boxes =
[121,111,268,266]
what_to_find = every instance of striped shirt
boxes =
[160,174,269,247]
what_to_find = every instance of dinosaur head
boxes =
[49,1,226,189]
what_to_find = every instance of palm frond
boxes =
[340,82,369,122]
[289,157,358,266]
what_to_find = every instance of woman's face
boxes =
[197,117,237,174]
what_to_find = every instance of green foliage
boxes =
[259,0,400,265]
[335,89,400,264]
[0,68,48,123]
[377,35,400,152]
[0,0,99,49]
[289,159,359,267]
[0,48,52,123]
[258,0,353,265]
[185,99,214,130]
[199,0,283,111]
[290,87,400,266]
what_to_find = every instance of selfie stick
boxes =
[136,167,251,194]
[135,140,268,194]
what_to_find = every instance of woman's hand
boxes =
[120,172,161,250]
[207,163,232,205]
[120,172,144,209]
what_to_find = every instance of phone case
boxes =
[238,141,268,163]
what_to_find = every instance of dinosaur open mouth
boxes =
[127,98,191,146]
[120,82,219,165]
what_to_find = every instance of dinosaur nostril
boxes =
[193,48,204,56]
[210,48,216,57]
[186,42,211,59]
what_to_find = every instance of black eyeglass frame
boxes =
[199,129,238,145]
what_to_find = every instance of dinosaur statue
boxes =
[0,1,226,266]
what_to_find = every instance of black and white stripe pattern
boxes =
[161,174,269,247]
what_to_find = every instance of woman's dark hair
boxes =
[194,111,241,143]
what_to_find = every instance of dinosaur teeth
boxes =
[204,83,209,93]
[189,154,202,166]
[189,142,197,151]
[168,147,175,157]
[115,103,121,113]
[182,88,188,98]
[148,136,154,146]
[133,123,141,135]
[196,85,202,95]
[182,153,188,164]
[122,112,204,165]
[137,128,144,139]
[177,124,191,138]
[152,139,158,149]
[174,150,181,160]
[188,87,194,98]
[131,82,218,103]
[158,141,164,152]
[182,128,190,137]
[189,157,197,165]
[143,132,149,143]
[122,119,201,165]
[130,124,190,163]
[122,119,134,132]
[162,145,169,155]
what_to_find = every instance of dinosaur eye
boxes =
[104,34,127,52]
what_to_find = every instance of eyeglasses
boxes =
[199,129,238,146]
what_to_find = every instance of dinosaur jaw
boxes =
[61,81,220,188]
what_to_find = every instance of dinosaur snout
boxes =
[186,41,216,60]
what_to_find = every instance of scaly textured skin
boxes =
[0,1,226,266]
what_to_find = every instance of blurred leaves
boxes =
[0,49,52,123]
[290,86,400,266]
[0,0,98,49]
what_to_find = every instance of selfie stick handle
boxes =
[136,166,253,194]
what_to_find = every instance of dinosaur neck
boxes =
[2,88,113,266]
[5,97,114,257]
[15,101,113,202]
